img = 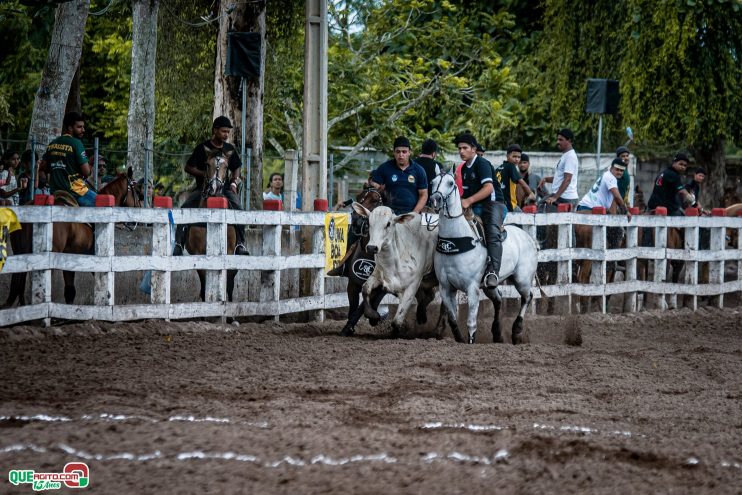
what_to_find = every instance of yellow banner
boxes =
[324,213,349,273]
[0,208,21,273]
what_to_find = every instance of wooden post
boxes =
[556,203,572,314]
[31,195,53,327]
[623,207,639,313]
[205,197,228,316]
[312,199,327,322]
[338,176,348,206]
[710,208,726,308]
[261,199,282,321]
[590,206,607,313]
[737,210,742,304]
[94,195,116,312]
[284,150,301,300]
[683,207,699,311]
[151,196,172,316]
[653,207,668,310]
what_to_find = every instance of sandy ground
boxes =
[1,307,741,494]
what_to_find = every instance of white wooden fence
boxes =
[2,204,741,327]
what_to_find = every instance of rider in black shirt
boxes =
[647,153,695,216]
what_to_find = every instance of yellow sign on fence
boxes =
[0,208,21,273]
[324,213,349,273]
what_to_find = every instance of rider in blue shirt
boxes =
[370,136,428,215]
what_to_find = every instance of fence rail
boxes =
[2,203,742,327]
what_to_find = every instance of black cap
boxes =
[393,136,411,149]
[506,144,522,154]
[616,146,630,156]
[557,128,574,141]
[520,153,530,162]
[213,116,233,129]
[454,133,478,147]
[421,138,438,154]
[476,143,486,153]
[673,153,690,164]
[611,158,626,170]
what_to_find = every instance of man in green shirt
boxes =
[42,112,96,206]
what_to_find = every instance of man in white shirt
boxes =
[577,158,632,220]
[539,128,579,208]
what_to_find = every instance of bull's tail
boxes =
[534,274,548,301]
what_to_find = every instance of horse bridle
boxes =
[352,187,383,238]
[430,172,464,219]
[202,155,227,199]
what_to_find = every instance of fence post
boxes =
[261,199,282,321]
[623,207,639,313]
[683,207,699,311]
[556,202,572,314]
[312,199,328,322]
[94,195,116,313]
[338,176,348,206]
[284,150,301,299]
[738,210,742,304]
[710,208,726,308]
[151,196,173,315]
[653,207,668,310]
[31,194,53,327]
[590,206,607,313]
[205,197,228,317]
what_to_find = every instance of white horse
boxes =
[429,172,540,344]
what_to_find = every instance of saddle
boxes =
[53,190,80,207]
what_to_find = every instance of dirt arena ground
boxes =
[1,307,741,494]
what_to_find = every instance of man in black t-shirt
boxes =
[647,153,694,216]
[415,138,442,197]
[684,167,706,212]
[455,132,505,287]
[174,116,249,255]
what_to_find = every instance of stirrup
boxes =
[483,270,499,287]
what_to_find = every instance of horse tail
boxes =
[534,274,548,301]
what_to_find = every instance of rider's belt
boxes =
[436,236,478,255]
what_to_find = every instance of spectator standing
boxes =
[415,138,442,196]
[263,172,284,201]
[496,143,534,212]
[577,158,631,220]
[647,153,694,216]
[539,128,579,208]
[615,146,632,204]
[518,153,543,200]
[684,167,706,212]
[0,150,28,206]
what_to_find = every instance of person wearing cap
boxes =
[369,136,428,215]
[615,146,632,204]
[539,128,579,208]
[647,153,695,216]
[173,116,249,255]
[684,166,706,212]
[577,158,632,220]
[415,138,442,197]
[454,132,505,287]
[475,143,486,157]
[496,144,534,212]
[517,153,543,202]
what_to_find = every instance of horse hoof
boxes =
[364,306,381,321]
[468,331,476,344]
[512,332,523,345]
[340,326,355,337]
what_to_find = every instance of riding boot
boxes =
[327,240,358,276]
[481,201,505,287]
[233,224,250,255]
[173,225,187,256]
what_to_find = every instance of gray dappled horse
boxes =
[429,172,539,344]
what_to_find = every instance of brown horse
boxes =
[3,168,141,307]
[183,147,238,302]
[338,185,386,336]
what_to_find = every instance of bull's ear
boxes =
[395,212,418,224]
[351,202,371,217]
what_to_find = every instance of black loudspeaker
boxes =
[585,78,619,114]
[225,32,261,80]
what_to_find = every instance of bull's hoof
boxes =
[340,325,355,337]
[390,321,403,338]
[416,307,428,325]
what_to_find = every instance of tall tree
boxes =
[127,0,159,182]
[213,0,266,209]
[27,0,90,153]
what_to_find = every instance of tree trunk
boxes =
[27,0,90,154]
[127,0,159,184]
[65,63,82,115]
[693,137,726,209]
[213,0,266,210]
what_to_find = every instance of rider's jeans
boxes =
[474,201,506,274]
[76,189,98,207]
